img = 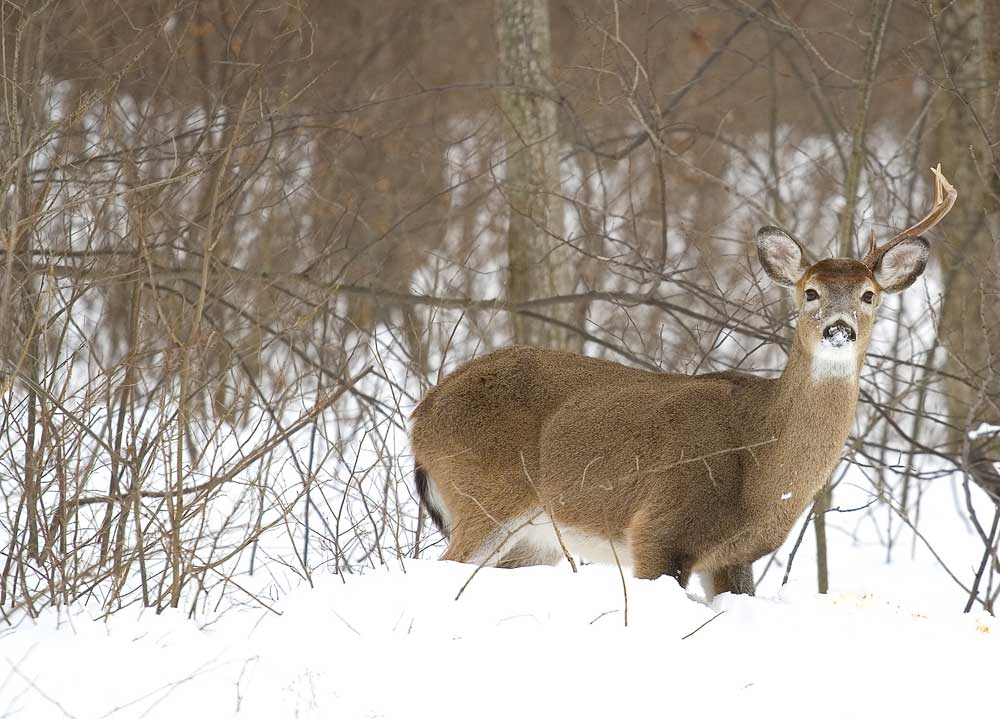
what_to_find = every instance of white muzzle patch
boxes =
[812,342,857,380]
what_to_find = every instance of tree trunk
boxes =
[812,0,894,594]
[496,0,579,350]
[931,0,1000,505]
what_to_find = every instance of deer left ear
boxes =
[873,237,929,293]
[757,226,807,287]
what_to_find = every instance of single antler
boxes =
[862,164,957,269]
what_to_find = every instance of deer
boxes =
[410,165,956,598]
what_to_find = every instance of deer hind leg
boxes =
[629,531,693,586]
[706,563,755,599]
[440,516,509,566]
[626,510,694,585]
[430,461,541,567]
[496,539,562,569]
[442,513,563,569]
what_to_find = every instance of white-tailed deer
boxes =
[411,166,956,597]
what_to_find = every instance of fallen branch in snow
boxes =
[588,609,622,625]
[680,610,727,640]
[4,657,81,719]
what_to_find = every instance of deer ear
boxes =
[873,237,929,293]
[757,226,807,287]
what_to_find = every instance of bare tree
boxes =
[496,0,579,349]
[931,0,1000,501]
[0,0,997,619]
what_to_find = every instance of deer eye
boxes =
[804,288,819,301]
[861,290,875,304]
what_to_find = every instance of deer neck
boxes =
[747,332,861,515]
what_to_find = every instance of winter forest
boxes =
[2,1,999,716]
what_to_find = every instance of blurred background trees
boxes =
[1,0,997,616]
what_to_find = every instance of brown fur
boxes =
[411,243,926,596]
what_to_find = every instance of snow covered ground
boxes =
[3,543,996,719]
[3,458,996,719]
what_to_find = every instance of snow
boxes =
[3,347,994,719]
[7,320,991,719]
[823,325,853,348]
[2,556,996,719]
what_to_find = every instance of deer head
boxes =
[756,165,957,378]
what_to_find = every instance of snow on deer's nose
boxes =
[822,319,857,347]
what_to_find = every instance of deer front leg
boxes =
[708,562,755,598]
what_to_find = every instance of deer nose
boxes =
[822,320,857,347]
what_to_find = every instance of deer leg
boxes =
[441,518,506,566]
[707,562,755,598]
[496,541,561,569]
[630,533,693,587]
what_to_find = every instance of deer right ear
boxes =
[757,226,807,287]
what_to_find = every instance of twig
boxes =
[782,508,813,587]
[609,536,628,627]
[454,510,546,601]
[520,452,577,573]
[681,610,726,640]
[965,508,1000,613]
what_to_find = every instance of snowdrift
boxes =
[2,559,996,718]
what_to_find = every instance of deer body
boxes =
[411,167,956,596]
[412,339,857,593]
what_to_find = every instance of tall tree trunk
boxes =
[931,0,1000,505]
[812,0,894,595]
[496,0,579,350]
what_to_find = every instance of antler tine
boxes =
[862,164,958,269]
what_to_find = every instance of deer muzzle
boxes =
[822,319,857,348]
